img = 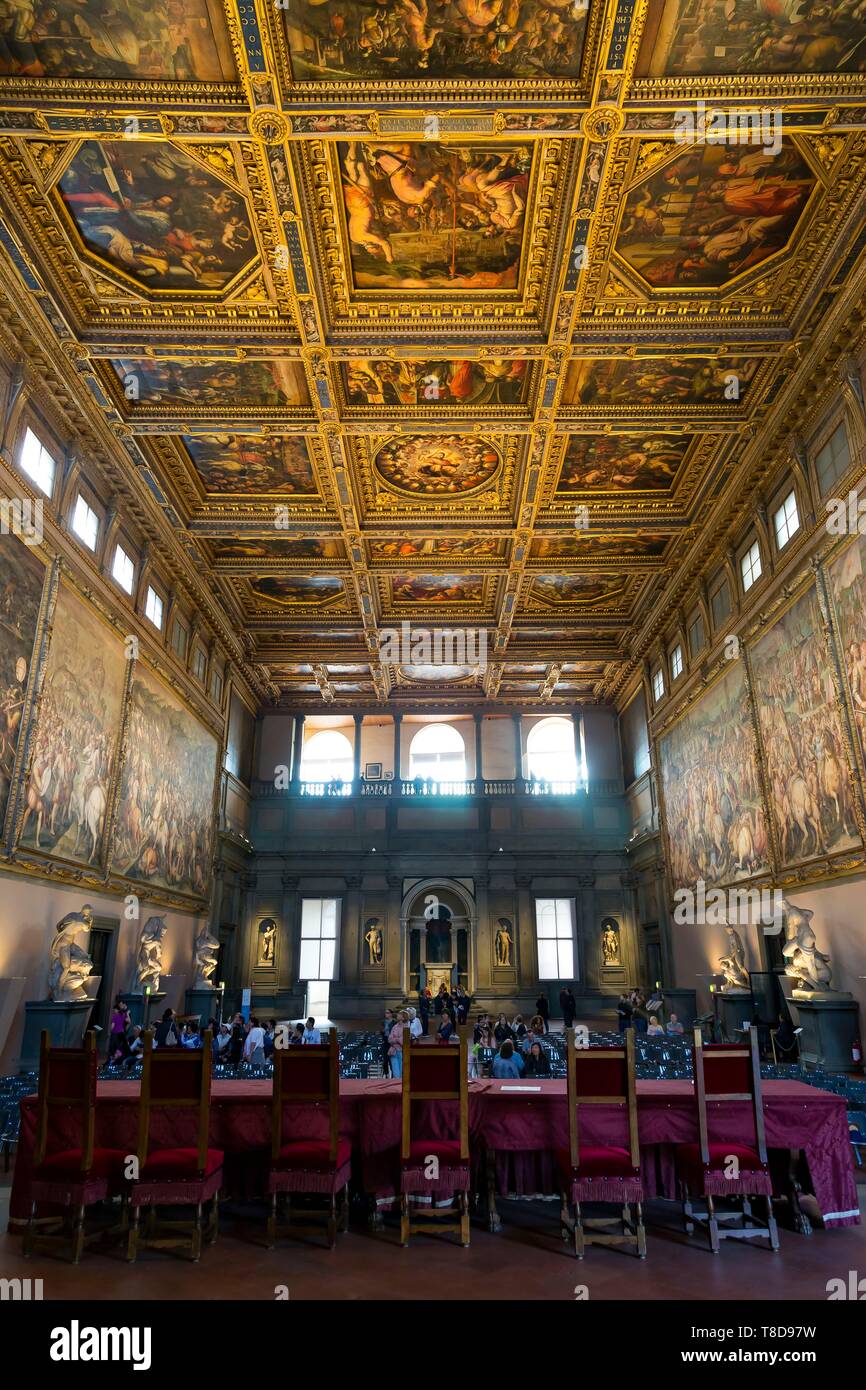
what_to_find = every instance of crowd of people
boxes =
[616,988,684,1038]
[104,999,323,1069]
[380,999,559,1080]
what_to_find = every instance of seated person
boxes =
[647,1015,664,1036]
[492,1039,525,1079]
[437,1009,456,1044]
[181,1022,202,1049]
[302,1017,321,1044]
[665,1013,684,1035]
[290,1022,305,1046]
[123,1025,144,1068]
[523,1040,551,1077]
[512,1014,528,1040]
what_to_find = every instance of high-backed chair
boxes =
[23,1031,127,1263]
[267,1036,350,1248]
[676,1026,778,1254]
[399,1025,470,1246]
[126,1029,222,1262]
[557,1028,646,1258]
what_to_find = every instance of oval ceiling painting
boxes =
[374,434,501,495]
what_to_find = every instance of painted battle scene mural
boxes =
[530,533,668,559]
[557,435,690,492]
[20,585,126,866]
[374,435,501,494]
[112,359,310,409]
[249,575,345,606]
[284,0,590,81]
[339,141,531,290]
[659,664,770,888]
[750,583,860,868]
[562,356,761,407]
[370,536,502,558]
[0,536,44,829]
[58,142,255,292]
[0,0,236,79]
[343,357,529,406]
[113,666,218,896]
[183,435,316,494]
[212,537,344,562]
[828,531,866,775]
[616,143,815,289]
[529,574,627,604]
[638,0,866,77]
[391,573,484,602]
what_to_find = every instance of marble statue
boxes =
[495,918,514,968]
[602,921,621,965]
[364,917,383,966]
[131,915,167,994]
[718,924,750,992]
[48,904,95,1002]
[258,918,277,965]
[192,925,220,988]
[780,898,833,994]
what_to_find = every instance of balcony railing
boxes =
[252,776,612,799]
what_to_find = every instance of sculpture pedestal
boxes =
[717,991,754,1042]
[20,999,94,1072]
[793,994,860,1072]
[120,991,165,1031]
[185,985,224,1026]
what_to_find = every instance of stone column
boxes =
[341,875,362,991]
[290,713,305,787]
[577,871,596,988]
[512,713,523,781]
[280,874,299,989]
[392,712,402,783]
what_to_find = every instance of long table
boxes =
[8,1077,859,1232]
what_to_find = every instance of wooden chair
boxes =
[267,1036,350,1248]
[557,1028,646,1259]
[399,1025,470,1247]
[23,1030,127,1263]
[676,1025,779,1254]
[125,1029,222,1262]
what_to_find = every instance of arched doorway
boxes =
[401,879,476,997]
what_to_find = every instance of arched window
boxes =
[526,717,580,788]
[409,723,466,782]
[301,728,354,783]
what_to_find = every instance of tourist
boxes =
[389,1009,408,1077]
[302,1016,321,1044]
[244,1016,266,1065]
[535,993,550,1033]
[494,1012,513,1044]
[631,989,649,1034]
[666,1013,684,1036]
[617,994,633,1032]
[523,1040,551,1077]
[154,1008,179,1048]
[647,1015,665,1037]
[107,998,129,1062]
[512,1013,527,1041]
[407,1006,423,1040]
[290,1023,305,1046]
[434,983,451,1016]
[227,1013,245,1066]
[382,1007,395,1074]
[263,1019,276,1058]
[437,1009,456,1044]
[214,1022,233,1057]
[181,1021,201,1049]
[492,1039,525,1079]
[419,988,431,1035]
[123,1025,144,1068]
[560,985,577,1029]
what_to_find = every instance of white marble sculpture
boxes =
[48,904,95,1003]
[131,915,168,994]
[192,925,220,988]
[718,924,751,992]
[780,898,834,995]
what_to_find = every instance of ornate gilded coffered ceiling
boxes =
[0,0,864,708]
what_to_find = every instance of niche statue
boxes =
[495,918,514,968]
[780,898,834,995]
[193,925,220,988]
[364,917,383,966]
[131,915,168,994]
[48,905,95,1003]
[718,924,750,993]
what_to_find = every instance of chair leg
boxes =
[71,1203,86,1265]
[573,1200,585,1260]
[207,1193,220,1245]
[191,1202,203,1262]
[635,1201,647,1259]
[706,1193,720,1254]
[460,1189,470,1248]
[682,1185,695,1235]
[126,1205,140,1263]
[266,1191,277,1248]
[766,1195,780,1252]
[340,1183,350,1234]
[400,1193,410,1247]
[327,1193,337,1249]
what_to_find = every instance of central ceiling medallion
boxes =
[373,434,501,496]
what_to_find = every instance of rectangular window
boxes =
[193,646,207,682]
[71,494,99,551]
[815,423,851,497]
[534,899,576,981]
[741,540,762,592]
[671,644,683,681]
[210,667,223,704]
[171,617,189,662]
[652,667,665,703]
[111,543,135,595]
[18,427,56,497]
[299,898,340,981]
[773,490,800,551]
[144,585,163,631]
[710,579,731,629]
[688,612,705,659]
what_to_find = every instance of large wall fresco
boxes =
[0,535,44,830]
[828,531,866,774]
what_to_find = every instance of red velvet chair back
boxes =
[566,1028,639,1171]
[271,1038,339,1162]
[691,1027,767,1165]
[34,1029,98,1173]
[401,1026,469,1162]
[137,1029,213,1174]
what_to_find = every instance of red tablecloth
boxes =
[8,1077,859,1228]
